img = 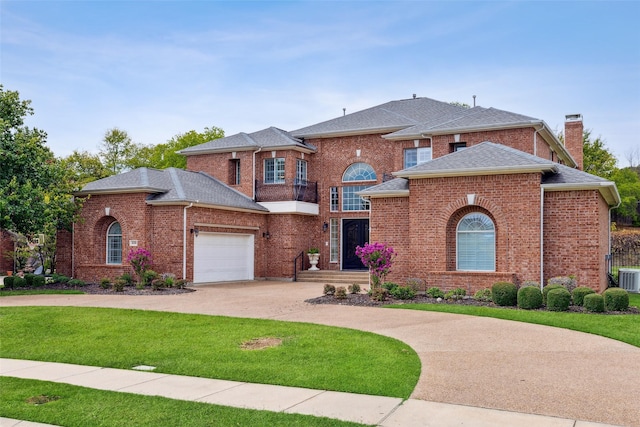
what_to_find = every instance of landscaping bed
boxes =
[0,282,195,296]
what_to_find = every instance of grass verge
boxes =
[387,292,640,348]
[0,289,84,297]
[0,306,419,398]
[0,377,369,427]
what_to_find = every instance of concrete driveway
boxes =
[2,280,639,427]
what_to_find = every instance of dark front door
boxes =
[342,219,369,270]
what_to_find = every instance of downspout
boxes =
[608,198,622,274]
[252,147,263,200]
[540,186,544,291]
[183,203,193,280]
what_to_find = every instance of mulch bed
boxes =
[305,293,640,315]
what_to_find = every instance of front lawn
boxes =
[0,377,368,427]
[0,306,419,398]
[387,293,640,348]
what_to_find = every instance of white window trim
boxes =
[456,213,495,272]
[106,222,122,265]
[264,158,285,184]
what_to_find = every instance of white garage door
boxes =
[193,232,254,283]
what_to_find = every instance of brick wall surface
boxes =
[543,190,608,291]
[55,229,72,277]
[564,119,584,170]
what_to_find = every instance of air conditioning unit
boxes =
[618,269,640,293]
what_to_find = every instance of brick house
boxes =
[63,96,619,292]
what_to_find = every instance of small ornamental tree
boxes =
[126,248,153,284]
[355,242,396,289]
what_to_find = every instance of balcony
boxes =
[255,179,318,204]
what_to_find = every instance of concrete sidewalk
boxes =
[0,358,619,427]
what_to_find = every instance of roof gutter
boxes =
[541,182,621,206]
[395,164,558,179]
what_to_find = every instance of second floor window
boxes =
[265,158,285,183]
[296,159,307,184]
[404,147,432,168]
[229,159,240,185]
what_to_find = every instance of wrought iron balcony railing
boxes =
[255,179,318,203]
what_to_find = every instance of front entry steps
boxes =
[296,270,369,285]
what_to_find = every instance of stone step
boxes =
[296,270,369,285]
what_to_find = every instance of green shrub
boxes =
[24,273,36,288]
[119,272,134,286]
[12,276,26,288]
[542,284,564,305]
[572,287,595,306]
[517,286,543,310]
[100,278,111,289]
[335,286,347,299]
[491,282,517,306]
[348,283,361,294]
[151,278,165,291]
[32,275,45,288]
[473,288,492,302]
[382,282,398,292]
[444,288,466,300]
[390,285,416,300]
[426,287,444,299]
[113,279,125,292]
[546,288,571,311]
[175,279,187,289]
[162,274,176,288]
[583,293,605,313]
[370,287,388,301]
[323,284,336,295]
[68,278,85,287]
[603,288,629,311]
[548,276,577,293]
[142,270,159,286]
[3,276,15,289]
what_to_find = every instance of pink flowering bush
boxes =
[126,248,153,283]
[355,242,396,288]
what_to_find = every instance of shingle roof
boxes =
[384,107,540,139]
[358,178,409,198]
[394,141,558,178]
[76,167,268,212]
[178,126,316,155]
[291,97,467,138]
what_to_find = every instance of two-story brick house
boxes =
[63,96,619,292]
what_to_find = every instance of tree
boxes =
[60,150,112,190]
[0,86,80,272]
[129,126,224,170]
[99,127,135,174]
[581,130,618,179]
[611,168,640,225]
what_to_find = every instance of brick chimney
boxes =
[564,114,584,170]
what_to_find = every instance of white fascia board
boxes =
[358,190,410,199]
[293,126,406,140]
[258,201,320,215]
[536,122,577,168]
[395,164,557,179]
[541,182,621,206]
[146,200,269,214]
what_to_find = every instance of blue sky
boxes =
[2,1,638,165]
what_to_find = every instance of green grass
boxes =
[0,306,420,398]
[387,293,640,348]
[0,377,369,427]
[0,289,84,297]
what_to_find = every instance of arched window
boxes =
[106,222,122,264]
[342,163,376,211]
[342,162,377,182]
[457,213,495,271]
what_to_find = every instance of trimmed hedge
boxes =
[583,293,605,312]
[32,275,45,288]
[572,287,595,306]
[547,287,571,311]
[517,286,543,310]
[492,282,517,306]
[603,288,629,311]
[542,284,564,305]
[3,276,15,289]
[12,276,26,288]
[390,286,416,300]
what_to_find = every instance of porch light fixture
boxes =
[322,222,328,232]
[262,231,271,239]
[190,228,199,237]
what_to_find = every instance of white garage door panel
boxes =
[194,233,254,283]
